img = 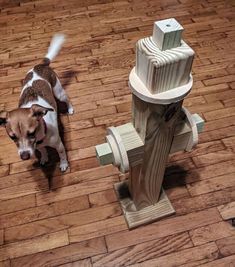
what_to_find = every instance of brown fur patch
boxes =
[34,64,57,88]
[41,57,51,66]
[5,108,44,152]
[23,72,33,86]
[19,80,57,110]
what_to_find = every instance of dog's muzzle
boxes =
[20,151,31,160]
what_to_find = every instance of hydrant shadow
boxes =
[163,165,190,189]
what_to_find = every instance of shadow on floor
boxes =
[163,164,193,189]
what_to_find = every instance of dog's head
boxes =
[0,104,53,160]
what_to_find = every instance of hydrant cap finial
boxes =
[152,18,184,51]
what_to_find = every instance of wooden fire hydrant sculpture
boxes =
[96,18,204,228]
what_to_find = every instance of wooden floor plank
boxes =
[58,258,92,267]
[127,243,219,267]
[88,188,117,207]
[189,221,235,246]
[0,194,35,216]
[0,231,3,246]
[0,260,10,267]
[36,175,119,205]
[198,255,235,267]
[216,235,235,257]
[184,160,235,184]
[50,165,119,190]
[68,216,127,243]
[11,237,106,267]
[1,195,89,231]
[192,150,235,168]
[172,186,235,216]
[187,172,235,196]
[0,230,69,261]
[3,203,121,242]
[105,208,221,252]
[92,232,193,267]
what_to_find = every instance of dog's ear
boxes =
[30,104,54,119]
[0,111,8,126]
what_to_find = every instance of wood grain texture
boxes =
[58,259,92,267]
[3,203,121,242]
[136,37,194,94]
[217,201,235,220]
[114,182,175,228]
[189,221,235,246]
[105,208,221,252]
[92,232,192,267]
[11,237,106,267]
[128,243,219,267]
[68,216,127,243]
[0,0,234,265]
[0,230,69,261]
[216,235,235,257]
[198,255,235,267]
[130,101,183,209]
[0,231,3,246]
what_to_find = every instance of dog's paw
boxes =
[60,160,69,172]
[40,156,49,166]
[68,107,74,115]
[68,105,74,115]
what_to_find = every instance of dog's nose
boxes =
[20,151,30,160]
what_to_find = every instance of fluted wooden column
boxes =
[130,97,183,210]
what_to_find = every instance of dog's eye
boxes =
[10,134,17,141]
[27,130,36,138]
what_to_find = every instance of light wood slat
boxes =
[114,182,175,228]
[217,201,235,220]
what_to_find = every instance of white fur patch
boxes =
[21,97,57,127]
[46,34,65,62]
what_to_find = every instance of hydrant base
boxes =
[114,180,175,229]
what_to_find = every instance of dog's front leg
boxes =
[37,146,48,165]
[53,139,69,172]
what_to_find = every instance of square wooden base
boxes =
[114,181,175,229]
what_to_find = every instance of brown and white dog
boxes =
[0,34,73,171]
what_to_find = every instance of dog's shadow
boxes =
[30,69,78,191]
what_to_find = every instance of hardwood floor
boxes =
[0,0,235,266]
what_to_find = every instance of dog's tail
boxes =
[42,33,66,66]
